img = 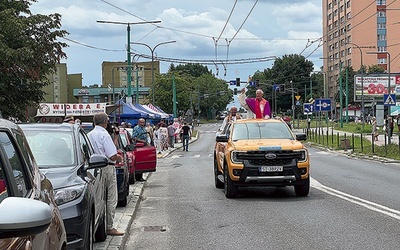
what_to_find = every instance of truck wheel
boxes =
[214,154,224,189]
[294,176,310,197]
[224,164,238,198]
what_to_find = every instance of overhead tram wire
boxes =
[214,0,238,62]
[129,52,276,65]
[225,0,259,65]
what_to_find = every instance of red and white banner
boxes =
[36,103,107,117]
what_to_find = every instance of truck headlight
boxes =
[294,149,308,162]
[231,151,246,164]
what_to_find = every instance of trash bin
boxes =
[340,138,350,149]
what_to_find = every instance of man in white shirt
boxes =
[87,112,124,236]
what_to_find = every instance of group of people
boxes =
[370,114,400,141]
[150,120,192,152]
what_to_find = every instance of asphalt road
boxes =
[124,122,400,250]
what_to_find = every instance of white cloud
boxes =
[29,0,323,86]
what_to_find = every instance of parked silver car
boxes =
[21,123,109,250]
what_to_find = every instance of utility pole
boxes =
[290,80,295,122]
[339,61,343,128]
[172,73,177,118]
[97,20,161,104]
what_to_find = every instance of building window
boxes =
[377,11,386,17]
[377,34,386,40]
[335,42,339,48]
[347,59,351,66]
[347,35,352,43]
[334,9,338,16]
[377,0,386,5]
[347,24,351,31]
[340,5,344,12]
[347,12,351,19]
[334,20,338,27]
[329,24,333,30]
[347,1,350,8]
[328,13,332,20]
[347,47,351,54]
[340,16,345,23]
[377,23,386,29]
[378,58,387,64]
[341,50,345,57]
[378,46,387,52]
[93,96,101,103]
[328,3,332,9]
[335,53,339,59]
[82,96,89,103]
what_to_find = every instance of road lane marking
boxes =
[311,177,400,220]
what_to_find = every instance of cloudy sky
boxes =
[30,0,322,89]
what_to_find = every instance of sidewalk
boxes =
[94,135,198,250]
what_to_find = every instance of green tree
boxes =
[0,1,68,120]
[153,64,231,119]
[367,64,385,74]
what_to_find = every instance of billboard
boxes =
[354,74,400,102]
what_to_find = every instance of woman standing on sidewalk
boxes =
[372,117,379,141]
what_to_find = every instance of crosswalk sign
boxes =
[384,94,396,106]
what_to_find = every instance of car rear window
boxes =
[231,122,294,141]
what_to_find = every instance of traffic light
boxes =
[279,84,285,93]
[236,77,240,86]
[233,88,237,95]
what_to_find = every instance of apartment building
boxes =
[322,0,400,102]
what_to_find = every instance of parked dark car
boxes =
[112,131,130,207]
[20,123,109,250]
[119,128,136,184]
[0,119,67,249]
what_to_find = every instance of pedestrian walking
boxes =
[159,123,168,151]
[181,122,191,151]
[396,114,400,134]
[131,118,148,181]
[167,122,176,148]
[388,116,394,138]
[371,117,379,141]
[87,112,124,236]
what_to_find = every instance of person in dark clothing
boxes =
[181,122,191,151]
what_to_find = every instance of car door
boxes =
[0,130,52,249]
[79,128,105,225]
[133,140,157,173]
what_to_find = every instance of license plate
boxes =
[259,166,283,172]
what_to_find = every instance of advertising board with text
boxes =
[36,103,107,117]
[354,75,400,102]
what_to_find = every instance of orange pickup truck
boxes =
[214,118,310,198]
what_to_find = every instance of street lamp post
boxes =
[367,50,391,143]
[130,41,176,104]
[290,80,295,124]
[97,20,161,103]
[347,43,368,131]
